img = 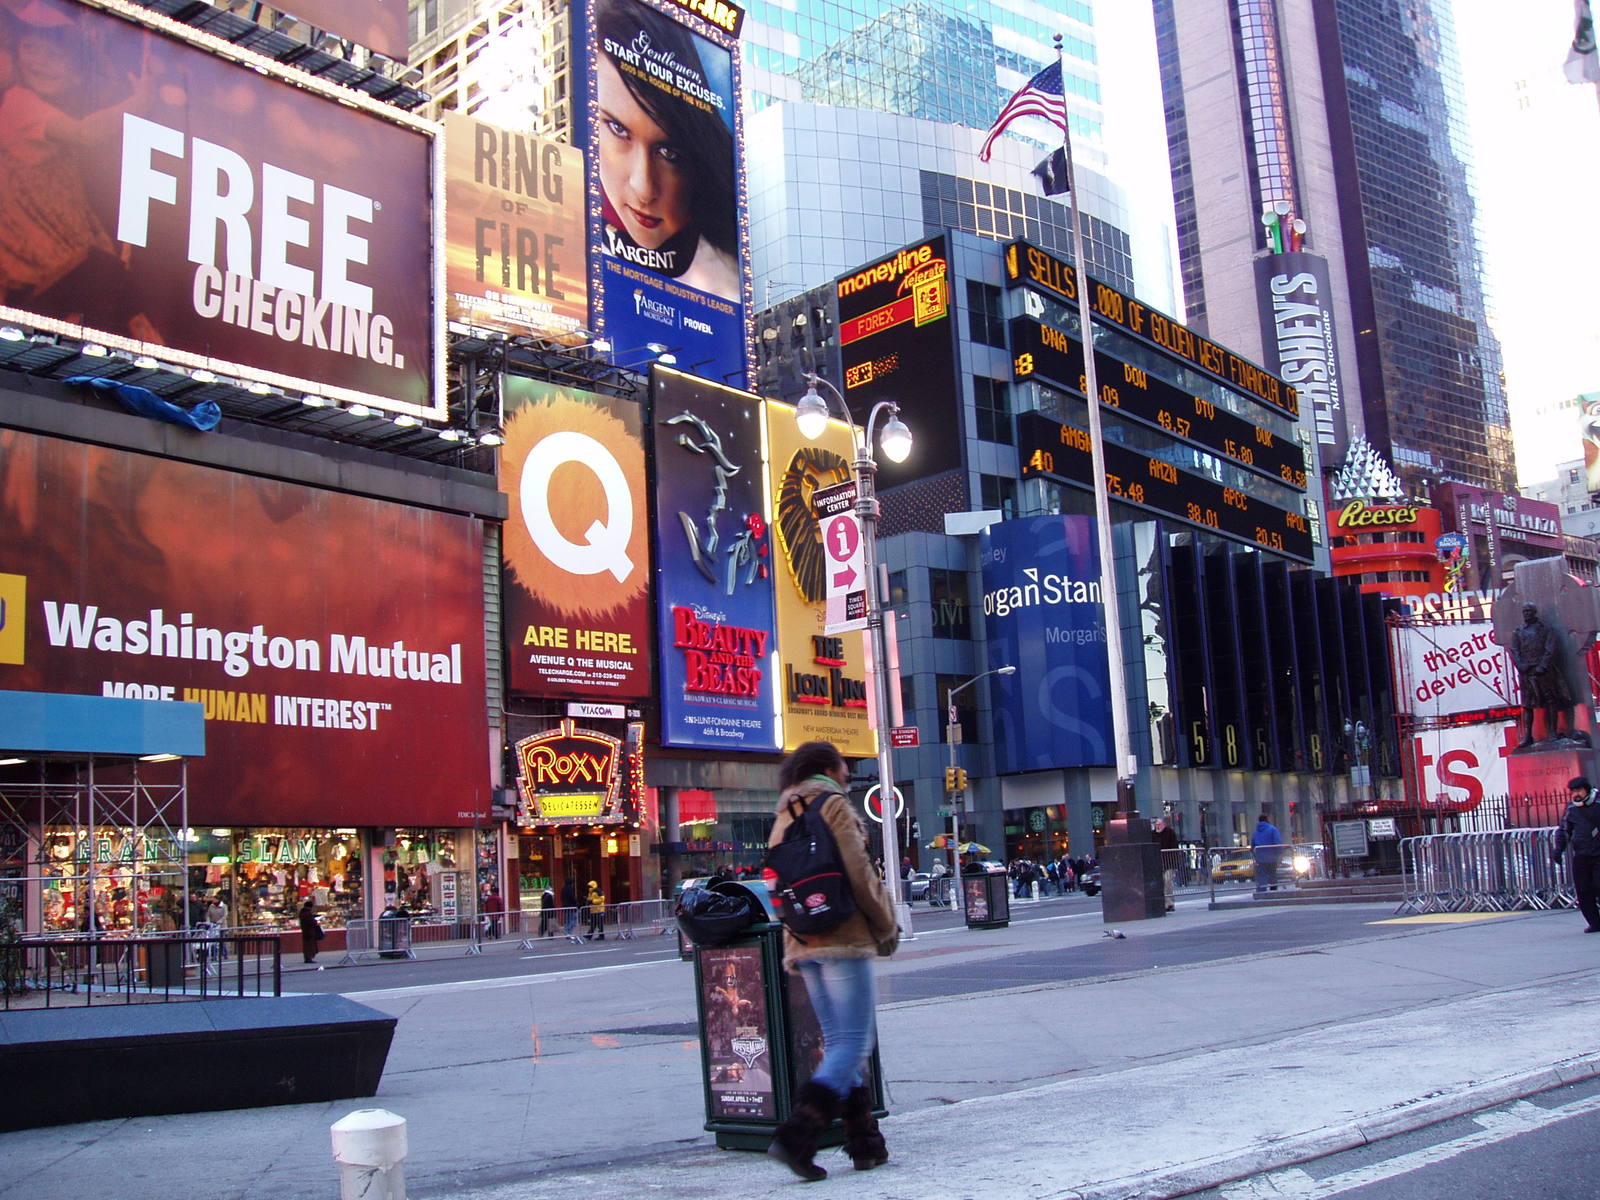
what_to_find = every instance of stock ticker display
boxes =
[1009,317,1308,491]
[1003,237,1312,564]
[1017,411,1315,563]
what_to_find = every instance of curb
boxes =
[1068,1052,1600,1200]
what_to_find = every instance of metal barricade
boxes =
[612,899,673,940]
[1398,828,1569,915]
[336,916,416,964]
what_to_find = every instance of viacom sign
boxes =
[980,516,1112,772]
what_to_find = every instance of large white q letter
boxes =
[520,432,634,582]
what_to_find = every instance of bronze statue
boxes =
[1510,603,1576,748]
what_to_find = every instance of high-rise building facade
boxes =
[741,0,1177,312]
[1154,0,1514,499]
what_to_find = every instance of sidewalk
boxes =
[434,904,1600,1200]
[2,898,1594,1200]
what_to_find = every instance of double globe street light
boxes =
[795,371,915,934]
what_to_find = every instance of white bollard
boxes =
[331,1109,408,1200]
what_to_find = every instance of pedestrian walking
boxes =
[765,740,898,1182]
[1252,811,1283,892]
[1553,775,1600,932]
[482,885,504,939]
[561,876,579,937]
[538,885,557,937]
[1152,818,1179,911]
[584,881,606,940]
[297,898,324,964]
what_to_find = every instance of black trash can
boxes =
[692,914,885,1151]
[145,938,184,989]
[962,869,1010,929]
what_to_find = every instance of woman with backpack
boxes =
[765,740,899,1182]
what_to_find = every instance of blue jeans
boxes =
[795,956,877,1098]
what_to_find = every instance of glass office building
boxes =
[1154,0,1514,497]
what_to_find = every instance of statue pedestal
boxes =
[1508,744,1600,823]
[1100,812,1164,923]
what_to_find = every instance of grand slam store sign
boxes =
[0,0,440,418]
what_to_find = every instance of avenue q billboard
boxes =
[0,430,490,827]
[0,0,440,418]
[500,378,652,700]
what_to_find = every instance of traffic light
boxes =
[944,766,958,792]
[956,767,970,792]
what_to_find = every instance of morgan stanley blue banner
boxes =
[981,515,1112,772]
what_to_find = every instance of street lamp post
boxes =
[946,667,1016,903]
[796,372,914,936]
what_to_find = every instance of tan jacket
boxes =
[767,777,898,972]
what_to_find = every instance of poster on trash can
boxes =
[963,877,989,921]
[699,944,775,1119]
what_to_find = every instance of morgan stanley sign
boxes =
[981,515,1112,772]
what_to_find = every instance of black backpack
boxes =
[763,792,857,935]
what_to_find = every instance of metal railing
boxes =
[335,901,678,962]
[0,930,282,1009]
[1398,828,1571,915]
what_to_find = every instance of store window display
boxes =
[383,829,462,920]
[39,828,186,932]
[191,828,364,929]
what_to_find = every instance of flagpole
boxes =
[1049,34,1138,817]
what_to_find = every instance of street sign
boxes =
[937,805,953,817]
[816,480,867,634]
[1331,819,1369,858]
[863,784,905,823]
[890,726,919,747]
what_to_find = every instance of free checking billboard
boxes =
[0,0,440,417]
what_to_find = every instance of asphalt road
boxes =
[1195,1076,1600,1200]
[290,884,1381,1002]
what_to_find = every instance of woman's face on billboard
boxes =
[597,53,691,250]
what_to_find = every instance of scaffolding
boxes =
[0,757,190,935]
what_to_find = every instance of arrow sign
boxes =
[816,480,867,634]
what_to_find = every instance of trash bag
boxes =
[675,883,762,947]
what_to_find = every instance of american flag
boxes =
[979,61,1068,162]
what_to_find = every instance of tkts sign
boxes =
[514,719,641,826]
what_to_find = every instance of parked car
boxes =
[1079,867,1101,896]
[906,871,932,901]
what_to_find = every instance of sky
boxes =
[1453,0,1600,486]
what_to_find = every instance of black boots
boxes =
[767,1080,839,1181]
[841,1085,889,1171]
